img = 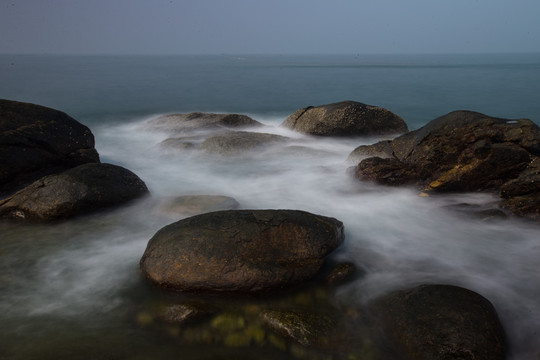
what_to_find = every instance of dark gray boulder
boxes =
[281,101,408,137]
[0,99,99,196]
[146,112,263,134]
[0,163,149,221]
[140,209,344,293]
[369,284,506,360]
[355,111,540,192]
[199,131,289,156]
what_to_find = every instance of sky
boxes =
[0,0,539,55]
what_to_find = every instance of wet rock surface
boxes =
[346,140,394,164]
[281,100,408,137]
[353,110,540,220]
[0,99,99,196]
[0,163,149,221]
[369,284,506,360]
[140,209,344,293]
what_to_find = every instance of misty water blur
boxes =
[1,54,540,359]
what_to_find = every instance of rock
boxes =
[140,209,344,293]
[346,140,394,164]
[323,261,357,286]
[281,101,408,137]
[260,310,336,347]
[356,111,540,192]
[0,163,149,221]
[158,303,213,325]
[199,131,289,156]
[156,195,240,217]
[369,284,506,360]
[500,157,540,221]
[146,112,263,134]
[355,157,419,186]
[0,99,99,196]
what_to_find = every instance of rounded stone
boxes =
[140,209,344,293]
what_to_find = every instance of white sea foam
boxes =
[1,115,539,358]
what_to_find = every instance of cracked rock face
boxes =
[140,209,344,293]
[0,99,99,196]
[281,101,408,137]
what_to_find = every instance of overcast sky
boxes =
[1,0,539,55]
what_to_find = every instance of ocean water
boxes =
[1,54,540,359]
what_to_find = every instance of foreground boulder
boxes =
[0,163,149,221]
[369,284,506,360]
[281,101,408,137]
[145,112,263,134]
[0,99,99,195]
[140,209,344,293]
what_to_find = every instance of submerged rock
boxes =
[156,195,240,217]
[260,310,336,347]
[146,112,263,134]
[281,101,408,137]
[199,131,289,156]
[0,99,99,196]
[140,209,344,293]
[369,284,506,360]
[0,163,149,221]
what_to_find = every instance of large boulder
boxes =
[199,131,289,156]
[355,111,540,193]
[0,99,99,196]
[369,284,506,360]
[145,112,263,134]
[140,209,344,293]
[0,163,149,221]
[281,101,408,137]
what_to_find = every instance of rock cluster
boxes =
[0,99,148,221]
[352,110,540,220]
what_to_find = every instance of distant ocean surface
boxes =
[2,54,540,360]
[1,53,540,128]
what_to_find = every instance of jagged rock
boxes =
[0,163,149,221]
[140,209,344,293]
[369,284,506,360]
[0,99,99,196]
[281,101,408,137]
[500,157,540,221]
[356,111,540,193]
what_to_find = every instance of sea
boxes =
[1,53,540,359]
